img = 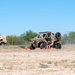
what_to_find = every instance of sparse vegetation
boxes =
[47,61,52,64]
[39,62,49,68]
[61,32,75,44]
[7,30,38,45]
[60,60,68,63]
[54,61,58,66]
[72,60,75,63]
[20,45,26,49]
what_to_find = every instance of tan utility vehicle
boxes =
[0,36,7,45]
[29,32,61,50]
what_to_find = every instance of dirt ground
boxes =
[0,45,75,75]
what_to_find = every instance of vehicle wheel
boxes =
[40,43,46,49]
[29,44,35,50]
[2,42,5,45]
[54,43,61,49]
[0,42,5,45]
[55,32,61,39]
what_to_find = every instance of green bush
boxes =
[7,30,39,45]
[20,45,26,49]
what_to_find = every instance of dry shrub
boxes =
[39,62,48,68]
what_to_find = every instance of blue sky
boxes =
[0,0,75,36]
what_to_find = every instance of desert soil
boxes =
[0,45,75,75]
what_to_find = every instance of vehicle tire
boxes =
[55,32,61,39]
[40,43,46,49]
[1,42,5,45]
[54,43,61,49]
[0,42,5,45]
[29,44,35,50]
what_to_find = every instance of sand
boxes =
[0,44,75,75]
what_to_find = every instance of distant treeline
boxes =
[6,30,75,45]
[7,30,38,45]
[61,32,75,45]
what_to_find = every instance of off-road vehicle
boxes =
[0,36,7,45]
[29,32,61,50]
